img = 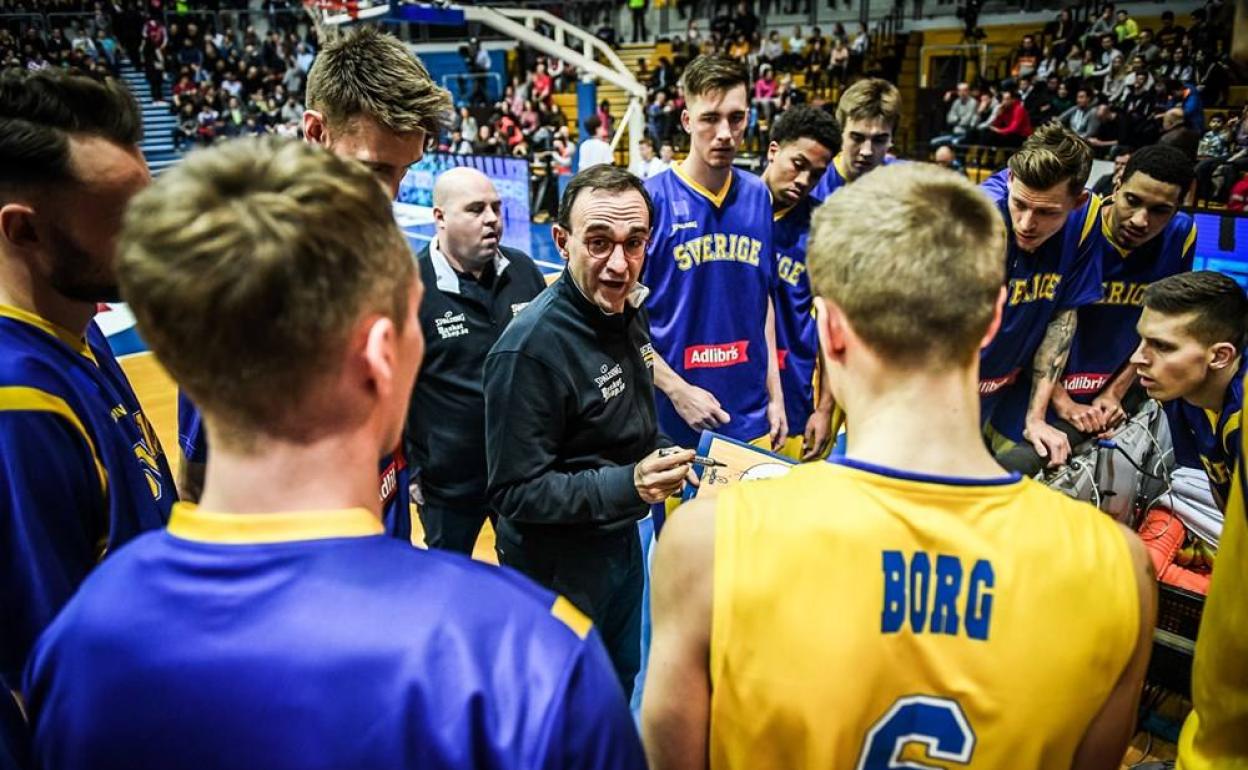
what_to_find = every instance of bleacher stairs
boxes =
[118,64,180,175]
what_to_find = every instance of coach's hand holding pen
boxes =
[635,448,697,503]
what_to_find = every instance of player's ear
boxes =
[360,314,399,402]
[980,285,1007,351]
[814,296,847,361]
[1208,341,1238,371]
[1074,188,1090,209]
[302,110,328,146]
[766,141,780,163]
[681,108,691,134]
[0,202,39,251]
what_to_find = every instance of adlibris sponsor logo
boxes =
[685,341,749,369]
[978,369,1020,395]
[1061,372,1110,396]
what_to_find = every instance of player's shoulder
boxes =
[643,166,676,196]
[377,542,599,653]
[732,167,772,201]
[0,321,99,399]
[978,167,1011,204]
[1166,208,1196,239]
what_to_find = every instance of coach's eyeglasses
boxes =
[574,233,650,260]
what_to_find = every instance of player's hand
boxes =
[1053,399,1106,435]
[767,397,788,451]
[1024,418,1072,468]
[1091,393,1127,433]
[634,448,694,504]
[672,384,730,431]
[802,407,832,461]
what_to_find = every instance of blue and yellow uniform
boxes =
[991,205,1194,439]
[0,305,174,687]
[1165,355,1246,510]
[644,166,775,448]
[978,170,1103,436]
[1060,208,1196,403]
[773,199,818,440]
[807,153,897,204]
[23,503,646,769]
[178,395,412,540]
[708,459,1140,769]
[1178,373,1248,768]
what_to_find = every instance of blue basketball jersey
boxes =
[1062,209,1196,403]
[978,170,1104,433]
[0,305,174,687]
[177,394,412,540]
[990,207,1195,441]
[772,198,819,430]
[1164,356,1246,510]
[643,165,776,447]
[807,153,898,204]
[23,503,645,769]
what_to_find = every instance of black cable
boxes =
[1099,439,1168,481]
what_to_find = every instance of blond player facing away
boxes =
[642,162,1156,770]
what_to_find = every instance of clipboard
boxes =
[680,430,799,502]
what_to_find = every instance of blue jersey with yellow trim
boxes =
[643,165,775,447]
[0,306,174,687]
[978,170,1103,431]
[1061,208,1195,403]
[807,153,898,204]
[24,503,644,770]
[1164,356,1246,510]
[772,198,819,429]
[177,393,412,540]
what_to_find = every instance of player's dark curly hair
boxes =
[1144,271,1248,352]
[1120,144,1195,201]
[0,67,141,191]
[769,105,841,156]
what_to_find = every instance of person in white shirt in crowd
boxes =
[632,137,669,179]
[577,115,614,171]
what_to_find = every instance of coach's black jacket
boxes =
[484,272,667,534]
[406,242,546,508]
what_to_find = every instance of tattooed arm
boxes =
[1024,309,1077,466]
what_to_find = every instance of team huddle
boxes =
[2,22,1246,770]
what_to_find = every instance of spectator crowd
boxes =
[930,0,1244,204]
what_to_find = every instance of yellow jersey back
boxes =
[1178,434,1248,769]
[709,459,1139,770]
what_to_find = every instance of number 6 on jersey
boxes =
[856,695,976,770]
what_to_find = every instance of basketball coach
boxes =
[484,165,694,699]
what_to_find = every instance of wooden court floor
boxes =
[117,351,1178,766]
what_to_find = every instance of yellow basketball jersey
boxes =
[1178,440,1248,769]
[709,459,1139,770]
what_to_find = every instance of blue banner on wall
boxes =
[398,152,531,253]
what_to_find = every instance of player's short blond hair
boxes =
[306,26,451,136]
[1007,121,1092,197]
[836,78,901,133]
[808,162,1005,368]
[118,136,414,446]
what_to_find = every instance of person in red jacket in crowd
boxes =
[973,87,1034,148]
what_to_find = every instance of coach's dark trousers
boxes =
[494,520,643,699]
[418,498,496,556]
